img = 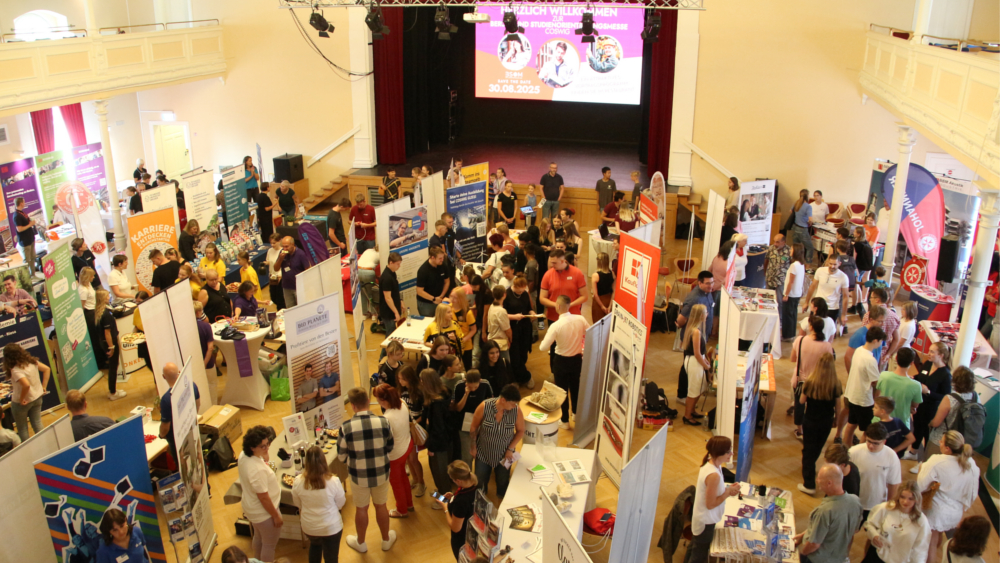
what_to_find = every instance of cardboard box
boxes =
[199,404,242,445]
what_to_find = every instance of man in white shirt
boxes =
[847,421,901,520]
[538,295,590,429]
[802,257,850,327]
[839,326,886,446]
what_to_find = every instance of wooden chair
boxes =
[672,257,701,286]
[826,202,843,221]
[848,202,867,221]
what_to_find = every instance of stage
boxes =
[354,140,650,189]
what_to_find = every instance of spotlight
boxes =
[502,10,523,41]
[309,10,335,38]
[365,1,390,39]
[435,3,458,40]
[574,10,596,43]
[641,12,661,42]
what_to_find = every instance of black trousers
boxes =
[801,416,832,488]
[782,297,800,340]
[307,530,341,563]
[553,354,582,422]
[683,523,715,563]
[269,282,286,311]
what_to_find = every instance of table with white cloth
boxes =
[215,322,272,410]
[380,316,434,364]
[709,483,798,562]
[588,229,617,278]
[810,222,837,256]
[496,444,598,561]
[730,287,782,359]
[913,320,995,370]
[143,417,170,462]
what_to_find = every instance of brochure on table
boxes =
[596,303,647,487]
[376,198,427,315]
[609,424,669,563]
[737,180,775,246]
[572,315,613,449]
[285,293,347,432]
[702,190,726,268]
[0,415,74,563]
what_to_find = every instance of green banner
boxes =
[36,149,70,223]
[222,164,250,242]
[42,238,99,391]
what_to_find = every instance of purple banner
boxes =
[1,158,43,238]
[234,337,254,378]
[70,143,108,203]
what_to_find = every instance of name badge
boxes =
[117,555,129,563]
[566,277,573,280]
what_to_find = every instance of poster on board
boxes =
[613,232,658,336]
[42,239,100,392]
[222,165,252,245]
[736,180,775,246]
[1,157,44,238]
[648,171,666,244]
[387,206,429,314]
[34,416,166,563]
[637,193,657,226]
[284,293,346,431]
[735,338,764,482]
[0,311,61,410]
[171,360,216,553]
[181,168,220,246]
[447,181,489,263]
[127,207,178,295]
[596,303,646,486]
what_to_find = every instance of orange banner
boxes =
[127,207,178,295]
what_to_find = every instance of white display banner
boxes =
[171,359,199,448]
[628,219,662,246]
[376,200,429,315]
[737,179,776,246]
[166,282,212,413]
[284,293,347,431]
[75,197,112,288]
[0,415,74,563]
[140,291,181,397]
[715,290,742,444]
[140,185,180,230]
[572,315,612,449]
[702,190,726,268]
[595,303,647,486]
[609,424,669,563]
[180,168,218,239]
[424,171,446,231]
[172,359,216,555]
[295,266,324,305]
[541,485,594,563]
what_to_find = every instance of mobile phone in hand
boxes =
[431,491,446,502]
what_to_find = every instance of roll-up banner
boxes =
[171,360,216,557]
[37,143,108,220]
[0,311,61,410]
[34,416,166,563]
[716,290,742,446]
[42,239,101,393]
[702,190,726,268]
[649,171,667,245]
[609,424,669,563]
[140,185,180,231]
[572,315,612,449]
[285,293,346,431]
[637,193,657,226]
[447,181,489,263]
[613,232,658,339]
[386,206,429,315]
[735,337,764,482]
[181,168,220,246]
[60,180,113,288]
[222,164,252,244]
[1,157,43,240]
[736,180,775,246]
[127,207,179,296]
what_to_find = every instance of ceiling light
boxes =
[309,10,335,38]
[575,10,596,43]
[365,1,390,39]
[435,3,458,40]
[641,12,661,42]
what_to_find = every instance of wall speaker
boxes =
[936,235,960,283]
[272,154,303,183]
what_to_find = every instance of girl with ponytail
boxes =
[686,437,740,563]
[917,430,980,563]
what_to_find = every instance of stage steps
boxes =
[302,171,355,212]
[678,193,708,223]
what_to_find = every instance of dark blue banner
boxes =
[0,311,61,411]
[446,180,488,263]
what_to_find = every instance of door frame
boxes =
[148,121,193,177]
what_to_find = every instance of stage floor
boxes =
[356,140,649,189]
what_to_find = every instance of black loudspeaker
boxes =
[272,154,303,183]
[936,235,960,283]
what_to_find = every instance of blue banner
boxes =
[446,180,488,263]
[735,344,763,483]
[0,311,60,410]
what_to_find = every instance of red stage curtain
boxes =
[372,7,407,165]
[59,103,87,147]
[30,108,56,154]
[646,11,678,176]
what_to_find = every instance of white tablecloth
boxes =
[380,316,434,355]
[588,230,616,278]
[710,483,798,562]
[216,323,272,411]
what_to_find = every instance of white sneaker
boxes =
[346,535,368,553]
[381,530,397,551]
[797,483,816,495]
[910,462,921,475]
[558,422,570,430]
[901,449,918,461]
[525,378,536,390]
[108,390,127,401]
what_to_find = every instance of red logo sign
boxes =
[43,259,56,279]
[91,241,107,254]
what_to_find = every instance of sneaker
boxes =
[346,536,368,553]
[558,422,571,430]
[108,389,127,401]
[525,378,536,390]
[797,484,816,495]
[413,483,426,497]
[910,462,921,475]
[431,500,443,510]
[833,436,843,445]
[794,430,803,441]
[901,449,919,461]
[381,530,397,551]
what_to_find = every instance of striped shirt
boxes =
[337,411,394,488]
[475,399,518,468]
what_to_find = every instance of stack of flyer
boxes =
[527,463,555,486]
[554,460,591,485]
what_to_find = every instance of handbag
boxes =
[793,337,805,405]
[410,421,427,447]
[921,481,939,512]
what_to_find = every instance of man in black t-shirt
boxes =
[327,198,350,254]
[379,167,401,202]
[429,221,457,285]
[129,175,150,215]
[13,197,37,274]
[379,252,403,332]
[256,182,275,243]
[149,248,182,294]
[416,247,450,317]
[539,162,565,221]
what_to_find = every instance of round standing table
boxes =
[216,323,272,411]
[518,397,561,444]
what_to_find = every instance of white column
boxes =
[955,186,999,367]
[667,10,699,188]
[911,0,934,43]
[882,125,915,278]
[94,100,127,254]
[349,7,377,169]
[82,0,99,36]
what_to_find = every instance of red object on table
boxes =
[342,266,352,313]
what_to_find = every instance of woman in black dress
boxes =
[904,341,952,470]
[95,289,124,400]
[178,220,199,263]
[503,276,534,388]
[256,182,276,244]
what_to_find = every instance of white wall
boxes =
[969,0,1000,40]
[689,0,943,214]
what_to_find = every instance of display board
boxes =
[627,218,661,247]
[637,193,657,226]
[140,184,180,233]
[609,424,669,563]
[285,293,346,431]
[715,290,741,445]
[702,190,726,269]
[877,163,947,286]
[222,164,252,245]
[37,143,108,220]
[475,4,644,105]
[423,171,446,230]
[64,181,112,288]
[572,314,612,449]
[42,239,101,393]
[127,207,178,295]
[0,414,74,563]
[595,303,646,486]
[34,416,165,563]
[540,484,594,563]
[387,206,429,315]
[1,157,43,242]
[0,311,61,411]
[649,171,667,246]
[735,337,764,482]
[736,180,775,246]
[181,168,219,242]
[447,181,489,263]
[613,232,658,334]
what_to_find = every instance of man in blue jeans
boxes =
[539,162,564,221]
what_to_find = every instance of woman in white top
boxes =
[686,436,740,563]
[374,383,414,518]
[782,243,806,340]
[292,446,346,563]
[731,234,748,286]
[238,426,282,562]
[862,480,930,563]
[943,516,990,563]
[108,254,134,303]
[898,301,917,349]
[798,298,837,344]
[79,267,98,344]
[810,190,830,223]
[917,430,980,563]
[4,342,50,441]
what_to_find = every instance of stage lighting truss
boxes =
[280,0,704,10]
[364,0,391,38]
[574,6,596,43]
[435,2,459,39]
[309,8,336,37]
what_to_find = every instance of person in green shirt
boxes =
[875,348,922,428]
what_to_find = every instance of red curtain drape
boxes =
[646,11,679,175]
[30,108,55,155]
[372,7,406,165]
[59,103,87,147]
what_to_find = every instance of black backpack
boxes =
[206,436,237,472]
[945,393,986,449]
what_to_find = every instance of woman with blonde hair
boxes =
[95,289,125,400]
[616,202,638,233]
[862,481,930,563]
[591,252,615,321]
[798,351,842,494]
[423,303,464,356]
[436,460,480,559]
[79,267,98,348]
[178,263,204,300]
[178,219,199,262]
[292,446,346,563]
[681,304,713,426]
[447,288,476,369]
[731,233,749,287]
[917,430,980,563]
[199,242,226,279]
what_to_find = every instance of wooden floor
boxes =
[38,233,998,563]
